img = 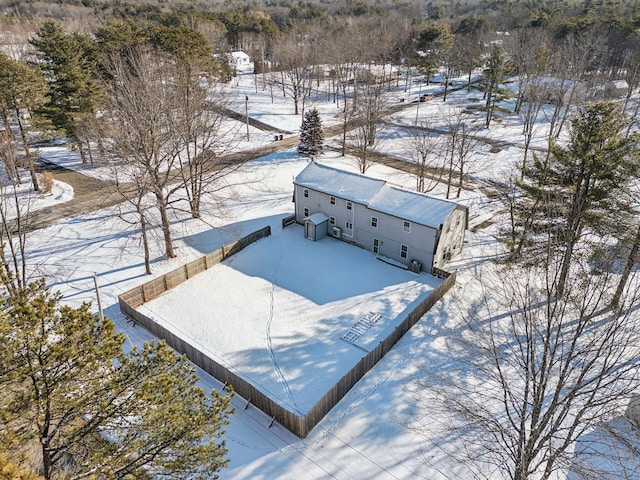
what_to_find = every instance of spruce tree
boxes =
[298,108,324,157]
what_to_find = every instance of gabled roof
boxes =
[294,162,461,229]
[231,50,250,60]
[306,212,329,225]
[294,161,385,205]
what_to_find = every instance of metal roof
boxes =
[294,162,461,229]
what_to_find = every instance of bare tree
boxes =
[173,63,241,220]
[270,31,314,115]
[0,152,34,295]
[101,49,182,261]
[348,79,387,174]
[442,111,481,199]
[415,251,640,480]
[349,122,379,175]
[405,122,444,193]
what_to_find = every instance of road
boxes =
[29,82,529,232]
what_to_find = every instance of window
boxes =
[346,201,352,211]
[403,221,411,232]
[345,221,353,230]
[330,196,336,205]
[400,244,408,259]
[304,189,309,198]
[371,216,378,228]
[330,216,335,225]
[304,208,309,217]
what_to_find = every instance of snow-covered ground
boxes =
[0,164,73,218]
[18,67,640,478]
[139,223,441,415]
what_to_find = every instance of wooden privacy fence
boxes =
[281,214,296,229]
[119,226,271,308]
[119,228,456,438]
[303,271,457,431]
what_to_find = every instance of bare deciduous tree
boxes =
[414,252,640,480]
[0,166,32,295]
[442,111,481,199]
[405,122,444,193]
[101,49,182,262]
[348,79,387,174]
[270,31,315,115]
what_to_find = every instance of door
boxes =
[373,238,380,255]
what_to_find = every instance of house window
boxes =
[400,244,408,259]
[304,189,309,198]
[345,221,353,230]
[403,221,411,232]
[304,208,309,217]
[371,216,378,228]
[330,216,335,225]
[346,201,352,211]
[330,196,336,205]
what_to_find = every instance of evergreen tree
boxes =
[298,108,323,157]
[29,21,102,163]
[483,45,512,128]
[415,21,453,82]
[0,280,233,480]
[513,101,640,296]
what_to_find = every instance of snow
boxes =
[138,224,440,415]
[0,166,74,218]
[369,183,457,229]
[15,67,640,479]
[295,162,458,229]
[305,212,328,225]
[294,161,386,204]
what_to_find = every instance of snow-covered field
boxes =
[18,66,640,478]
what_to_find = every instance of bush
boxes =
[39,171,54,193]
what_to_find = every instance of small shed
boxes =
[304,213,329,241]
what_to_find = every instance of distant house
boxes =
[229,51,251,71]
[592,79,630,100]
[354,64,399,84]
[523,76,588,106]
[293,162,468,274]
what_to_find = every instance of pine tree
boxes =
[0,280,233,480]
[512,101,640,296]
[298,108,324,157]
[483,45,512,128]
[30,21,102,163]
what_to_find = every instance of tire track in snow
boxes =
[265,237,301,413]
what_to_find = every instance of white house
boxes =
[293,162,468,274]
[229,51,251,71]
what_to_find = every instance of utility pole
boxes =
[415,77,422,126]
[245,95,250,141]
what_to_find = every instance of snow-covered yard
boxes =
[138,223,442,416]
